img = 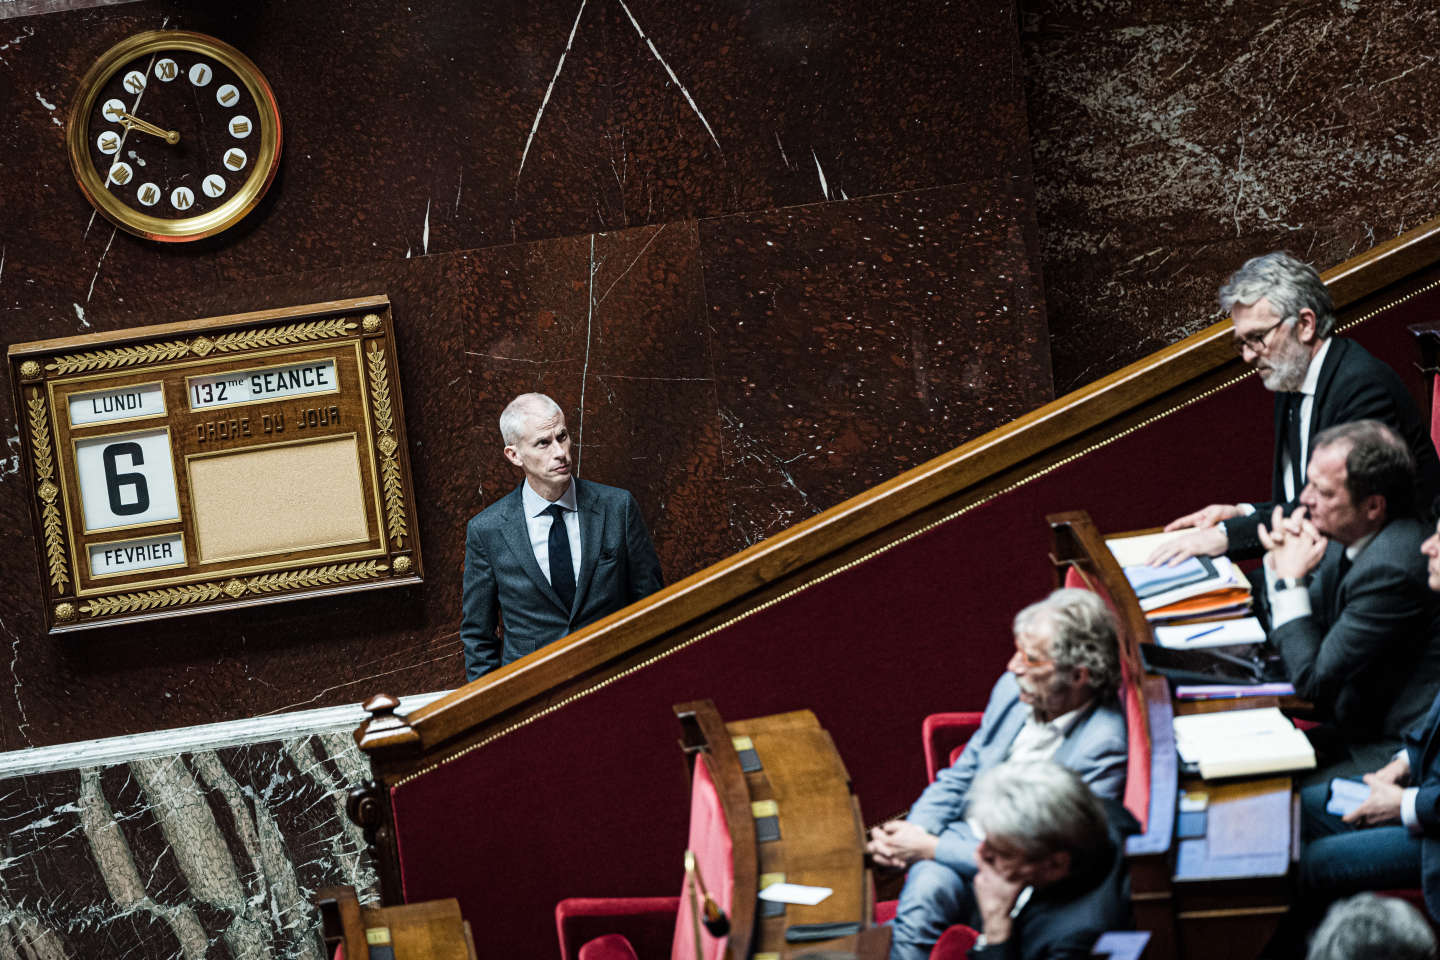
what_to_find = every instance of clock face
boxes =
[67,31,282,242]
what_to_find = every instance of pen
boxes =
[1182,625,1224,642]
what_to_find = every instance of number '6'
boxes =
[102,442,150,515]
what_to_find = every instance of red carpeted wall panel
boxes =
[390,298,1439,958]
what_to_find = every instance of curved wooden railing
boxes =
[354,215,1440,903]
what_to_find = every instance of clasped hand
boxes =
[1257,505,1327,580]
[866,820,937,869]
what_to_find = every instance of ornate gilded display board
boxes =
[7,295,422,633]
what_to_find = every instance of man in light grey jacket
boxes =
[867,588,1128,960]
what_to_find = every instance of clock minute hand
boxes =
[118,111,180,145]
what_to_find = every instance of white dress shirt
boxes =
[1280,337,1332,502]
[521,480,582,586]
[1005,701,1087,764]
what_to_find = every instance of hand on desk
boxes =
[866,820,937,869]
[1342,774,1404,827]
[1147,525,1230,566]
[1165,504,1243,532]
[1259,506,1328,580]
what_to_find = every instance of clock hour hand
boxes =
[117,111,180,145]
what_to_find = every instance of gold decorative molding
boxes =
[18,360,40,380]
[45,340,190,375]
[77,560,391,618]
[80,581,225,617]
[245,560,391,595]
[209,318,357,354]
[54,603,75,623]
[366,343,408,548]
[392,555,413,575]
[362,313,382,334]
[27,392,69,593]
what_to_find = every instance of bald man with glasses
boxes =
[1151,250,1440,566]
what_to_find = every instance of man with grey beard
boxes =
[1149,250,1440,566]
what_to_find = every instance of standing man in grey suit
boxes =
[866,589,1128,960]
[461,393,663,681]
[1261,419,1440,777]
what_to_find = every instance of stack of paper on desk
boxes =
[1172,707,1315,780]
[1107,532,1253,622]
[1153,617,1267,649]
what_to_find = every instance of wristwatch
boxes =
[1273,576,1309,592]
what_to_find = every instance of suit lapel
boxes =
[986,699,1030,767]
[497,485,568,611]
[1050,701,1099,767]
[1309,338,1346,447]
[571,479,607,614]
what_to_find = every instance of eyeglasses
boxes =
[1232,316,1290,356]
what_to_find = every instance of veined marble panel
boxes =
[0,694,445,958]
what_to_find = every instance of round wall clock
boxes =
[66,30,282,242]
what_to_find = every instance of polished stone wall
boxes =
[1022,0,1440,392]
[0,1,1050,749]
[0,728,377,959]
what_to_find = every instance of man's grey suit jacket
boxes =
[1271,515,1440,751]
[903,672,1127,877]
[461,478,662,681]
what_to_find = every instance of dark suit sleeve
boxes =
[1271,553,1426,709]
[460,519,501,681]
[623,492,663,601]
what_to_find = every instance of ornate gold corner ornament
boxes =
[45,339,191,375]
[392,555,413,575]
[208,318,357,354]
[362,313,382,334]
[18,360,40,380]
[366,343,408,548]
[27,392,69,593]
[77,560,391,618]
[54,603,75,623]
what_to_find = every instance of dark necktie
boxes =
[1286,393,1305,497]
[545,503,575,612]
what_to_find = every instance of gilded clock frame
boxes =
[65,30,283,242]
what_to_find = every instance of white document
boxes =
[1172,707,1315,779]
[1154,617,1267,649]
[757,882,833,906]
[1105,531,1191,568]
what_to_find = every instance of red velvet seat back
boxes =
[671,756,733,960]
[1064,566,1151,831]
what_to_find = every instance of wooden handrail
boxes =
[358,210,1440,776]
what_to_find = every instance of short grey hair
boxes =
[499,393,562,445]
[1307,893,1436,960]
[1219,251,1336,338]
[966,761,1110,864]
[1013,588,1121,700]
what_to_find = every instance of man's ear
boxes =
[503,444,522,468]
[1294,307,1319,345]
[1362,493,1387,525]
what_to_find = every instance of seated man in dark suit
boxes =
[1260,420,1440,776]
[866,589,1127,960]
[1289,516,1440,936]
[1151,250,1440,567]
[963,761,1135,960]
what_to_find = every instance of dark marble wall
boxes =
[0,731,375,958]
[0,0,1052,749]
[1022,0,1440,392]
